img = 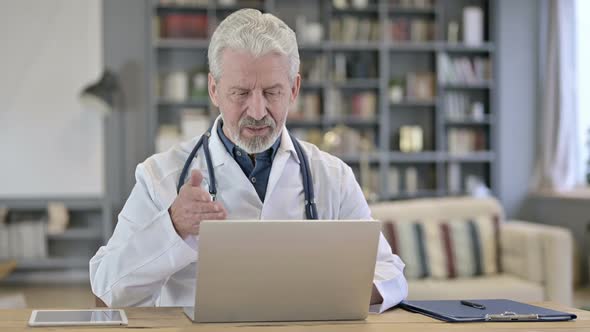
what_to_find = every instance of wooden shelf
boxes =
[388,42,438,52]
[381,190,441,201]
[0,197,104,211]
[299,44,325,52]
[300,82,327,90]
[390,100,436,108]
[16,257,89,270]
[155,38,209,49]
[332,5,379,14]
[0,270,89,284]
[446,152,496,162]
[332,79,380,89]
[445,117,492,126]
[155,5,208,14]
[336,153,381,164]
[441,81,493,89]
[388,8,436,15]
[47,228,102,241]
[328,42,381,51]
[442,43,495,53]
[214,4,265,11]
[324,118,378,127]
[286,119,322,128]
[157,98,210,108]
[388,152,442,163]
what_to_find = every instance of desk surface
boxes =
[1,302,588,332]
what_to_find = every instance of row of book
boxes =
[444,92,486,121]
[389,72,435,103]
[332,53,379,81]
[390,19,435,42]
[0,222,47,260]
[448,164,491,196]
[289,93,321,121]
[330,17,381,43]
[300,55,327,83]
[325,89,377,120]
[289,127,377,155]
[447,128,486,154]
[388,166,434,196]
[156,109,210,152]
[405,72,435,101]
[390,0,435,9]
[438,54,492,84]
[157,14,209,39]
[351,166,381,202]
[158,70,208,102]
[159,0,208,6]
[159,0,264,6]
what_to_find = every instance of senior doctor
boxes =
[90,8,407,312]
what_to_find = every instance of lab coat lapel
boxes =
[264,128,300,201]
[208,117,263,213]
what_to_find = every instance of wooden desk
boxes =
[1,302,588,331]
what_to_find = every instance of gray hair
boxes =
[208,9,300,84]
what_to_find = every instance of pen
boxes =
[460,300,486,310]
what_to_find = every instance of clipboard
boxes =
[400,299,577,322]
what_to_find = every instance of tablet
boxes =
[28,309,128,327]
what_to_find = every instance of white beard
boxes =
[221,115,282,154]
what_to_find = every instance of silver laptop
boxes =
[183,220,381,323]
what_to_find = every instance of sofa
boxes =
[370,197,573,305]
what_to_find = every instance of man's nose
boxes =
[246,90,268,121]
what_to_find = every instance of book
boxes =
[180,109,210,140]
[438,54,492,84]
[448,128,487,154]
[160,13,208,39]
[391,18,435,42]
[406,72,435,101]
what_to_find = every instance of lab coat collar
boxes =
[208,116,231,168]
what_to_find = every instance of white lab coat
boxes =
[89,117,408,313]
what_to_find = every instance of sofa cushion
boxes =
[407,274,544,302]
[382,215,500,279]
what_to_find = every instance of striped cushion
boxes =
[383,215,501,279]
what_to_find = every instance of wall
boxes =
[521,195,590,285]
[496,0,539,218]
[0,1,103,198]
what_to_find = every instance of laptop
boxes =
[183,220,381,323]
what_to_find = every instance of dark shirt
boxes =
[217,122,281,202]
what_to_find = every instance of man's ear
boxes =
[290,73,301,103]
[208,73,219,107]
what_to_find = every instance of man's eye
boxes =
[238,92,248,96]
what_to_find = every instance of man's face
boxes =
[208,49,300,154]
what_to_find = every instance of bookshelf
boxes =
[148,0,497,201]
[0,197,112,284]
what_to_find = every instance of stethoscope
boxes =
[176,123,318,220]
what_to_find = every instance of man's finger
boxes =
[192,202,222,214]
[190,169,204,187]
[188,187,212,202]
[197,211,227,221]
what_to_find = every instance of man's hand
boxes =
[370,284,383,305]
[169,170,227,239]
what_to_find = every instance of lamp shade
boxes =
[80,69,119,114]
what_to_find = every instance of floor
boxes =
[1,284,590,309]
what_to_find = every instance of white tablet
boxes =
[28,309,128,327]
